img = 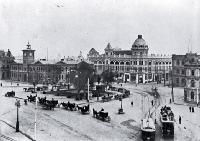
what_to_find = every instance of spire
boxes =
[105,42,112,51]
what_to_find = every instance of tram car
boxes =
[141,118,156,141]
[160,105,174,137]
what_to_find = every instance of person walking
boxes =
[179,115,181,124]
[192,107,194,113]
[189,106,191,112]
[131,101,133,107]
[151,100,154,106]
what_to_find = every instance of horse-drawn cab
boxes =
[77,104,90,114]
[93,108,111,122]
[42,100,58,110]
[61,101,77,111]
[5,91,15,97]
[38,97,58,110]
[25,87,36,93]
[102,95,113,102]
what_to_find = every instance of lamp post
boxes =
[15,99,21,132]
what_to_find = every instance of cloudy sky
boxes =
[0,0,199,59]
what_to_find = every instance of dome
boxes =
[132,35,148,49]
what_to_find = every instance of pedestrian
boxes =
[189,106,191,112]
[24,99,27,105]
[192,107,194,113]
[151,100,154,106]
[169,99,172,104]
[131,101,133,107]
[0,83,2,87]
[179,115,181,124]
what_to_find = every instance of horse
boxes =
[27,95,36,102]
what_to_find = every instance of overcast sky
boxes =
[0,0,199,59]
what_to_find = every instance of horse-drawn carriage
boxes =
[5,91,15,97]
[38,97,58,110]
[102,95,113,102]
[24,87,36,93]
[77,104,90,114]
[93,108,111,122]
[61,102,77,111]
[42,100,58,110]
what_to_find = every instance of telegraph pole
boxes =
[171,67,174,102]
[87,78,90,103]
[34,96,37,141]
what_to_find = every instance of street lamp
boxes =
[15,99,21,132]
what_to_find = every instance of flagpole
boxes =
[197,88,199,105]
[34,96,37,141]
[87,78,89,103]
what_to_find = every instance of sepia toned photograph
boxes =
[0,0,200,141]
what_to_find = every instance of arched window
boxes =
[191,91,194,100]
[191,70,195,76]
[191,80,195,87]
[110,61,114,65]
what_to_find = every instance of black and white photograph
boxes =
[0,0,200,141]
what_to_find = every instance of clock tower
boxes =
[22,42,35,64]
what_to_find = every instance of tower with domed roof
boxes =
[22,42,35,64]
[131,35,148,56]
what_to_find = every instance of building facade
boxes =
[59,51,93,84]
[10,43,93,85]
[10,43,62,84]
[87,35,172,84]
[0,49,15,80]
[173,53,200,104]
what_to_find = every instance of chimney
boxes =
[138,35,142,39]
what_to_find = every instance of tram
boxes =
[141,118,156,141]
[160,106,174,137]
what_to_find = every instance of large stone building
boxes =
[59,51,93,84]
[10,42,62,84]
[88,35,172,84]
[10,43,93,85]
[0,49,15,80]
[172,53,200,104]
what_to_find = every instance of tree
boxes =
[74,61,94,99]
[102,69,115,84]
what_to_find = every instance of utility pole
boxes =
[171,67,174,103]
[87,78,90,103]
[164,68,166,86]
[197,88,199,106]
[34,96,37,141]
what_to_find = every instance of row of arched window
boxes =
[94,60,171,65]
